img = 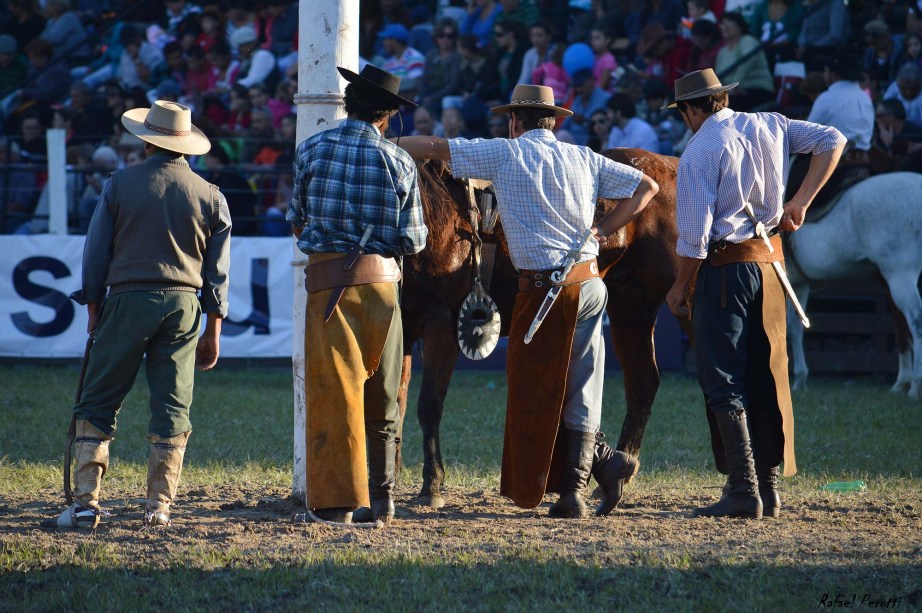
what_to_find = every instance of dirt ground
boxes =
[2,480,920,582]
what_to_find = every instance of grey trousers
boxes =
[562,277,608,433]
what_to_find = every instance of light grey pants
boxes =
[561,277,608,433]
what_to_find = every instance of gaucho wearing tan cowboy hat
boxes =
[396,82,660,519]
[43,100,231,531]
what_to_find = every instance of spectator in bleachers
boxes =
[486,112,508,137]
[590,25,618,92]
[204,144,258,235]
[66,82,112,143]
[901,30,922,71]
[51,108,81,147]
[378,24,426,100]
[408,4,436,55]
[492,19,527,103]
[441,106,473,138]
[863,20,903,97]
[796,0,849,72]
[715,12,775,111]
[164,0,203,38]
[117,24,166,91]
[3,39,70,119]
[184,44,214,95]
[588,107,612,151]
[249,82,292,129]
[3,0,45,58]
[259,0,299,56]
[226,3,259,54]
[1,114,44,233]
[605,92,659,151]
[636,23,686,88]
[517,21,552,85]
[679,0,716,39]
[562,68,610,145]
[40,0,89,61]
[420,18,463,115]
[412,105,445,136]
[0,36,27,99]
[873,97,922,172]
[205,40,240,100]
[196,7,225,53]
[222,83,252,136]
[884,63,922,125]
[244,108,279,163]
[531,41,569,104]
[637,77,684,154]
[627,0,685,48]
[500,0,540,30]
[162,42,189,90]
[462,0,505,49]
[747,0,803,66]
[125,148,144,166]
[15,142,91,235]
[75,145,119,232]
[233,26,278,90]
[685,17,722,74]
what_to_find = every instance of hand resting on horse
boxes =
[778,146,844,232]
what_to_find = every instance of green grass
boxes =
[1,365,920,612]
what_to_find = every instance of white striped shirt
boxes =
[449,129,643,270]
[676,108,845,259]
[807,80,874,151]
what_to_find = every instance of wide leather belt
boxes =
[706,234,783,267]
[305,253,401,293]
[517,258,600,292]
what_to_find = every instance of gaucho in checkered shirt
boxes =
[663,69,846,520]
[399,84,660,519]
[287,66,427,526]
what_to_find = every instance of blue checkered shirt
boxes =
[448,129,643,270]
[287,119,427,255]
[676,109,846,259]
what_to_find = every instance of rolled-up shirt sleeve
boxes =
[448,137,508,180]
[787,118,846,155]
[398,164,428,255]
[202,191,232,317]
[70,178,115,305]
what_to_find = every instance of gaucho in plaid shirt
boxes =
[663,69,846,520]
[287,65,426,527]
[399,84,659,520]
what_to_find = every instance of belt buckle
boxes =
[713,240,728,253]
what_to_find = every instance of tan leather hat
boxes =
[662,68,738,109]
[491,84,573,117]
[121,101,211,155]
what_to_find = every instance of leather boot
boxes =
[145,431,190,527]
[310,508,354,523]
[757,465,781,518]
[694,410,763,519]
[46,420,111,530]
[592,431,639,516]
[353,435,396,524]
[548,429,595,519]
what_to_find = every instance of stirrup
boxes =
[144,510,171,527]
[42,503,100,530]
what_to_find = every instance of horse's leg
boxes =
[889,298,913,394]
[607,278,661,468]
[394,353,413,483]
[416,310,461,508]
[881,269,922,398]
[788,283,811,391]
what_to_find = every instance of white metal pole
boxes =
[46,129,68,235]
[292,0,359,504]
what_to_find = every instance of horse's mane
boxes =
[416,159,468,246]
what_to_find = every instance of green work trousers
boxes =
[75,290,202,438]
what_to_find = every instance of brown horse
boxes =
[397,148,685,508]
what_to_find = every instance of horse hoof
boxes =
[889,382,909,395]
[418,494,446,509]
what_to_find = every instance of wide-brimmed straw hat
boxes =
[491,84,573,117]
[121,101,211,155]
[337,64,417,109]
[662,68,738,109]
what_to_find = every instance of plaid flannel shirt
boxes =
[287,119,427,256]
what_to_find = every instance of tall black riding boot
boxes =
[592,431,640,516]
[694,409,763,519]
[757,465,781,518]
[549,429,595,519]
[353,434,396,524]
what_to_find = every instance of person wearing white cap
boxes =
[232,25,277,89]
[43,101,232,531]
[397,84,659,519]
[663,68,846,520]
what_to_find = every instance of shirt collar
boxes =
[342,118,383,137]
[687,107,732,145]
[518,128,557,142]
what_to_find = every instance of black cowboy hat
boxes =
[337,64,418,109]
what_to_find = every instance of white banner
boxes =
[0,236,295,358]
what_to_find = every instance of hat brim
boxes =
[337,67,418,109]
[121,108,211,155]
[662,82,738,109]
[491,101,573,117]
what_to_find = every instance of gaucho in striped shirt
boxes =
[664,69,846,520]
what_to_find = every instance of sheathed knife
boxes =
[323,224,374,322]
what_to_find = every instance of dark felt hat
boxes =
[662,68,737,109]
[337,64,418,109]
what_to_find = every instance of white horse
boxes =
[784,172,922,397]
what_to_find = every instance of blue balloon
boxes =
[563,43,595,78]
